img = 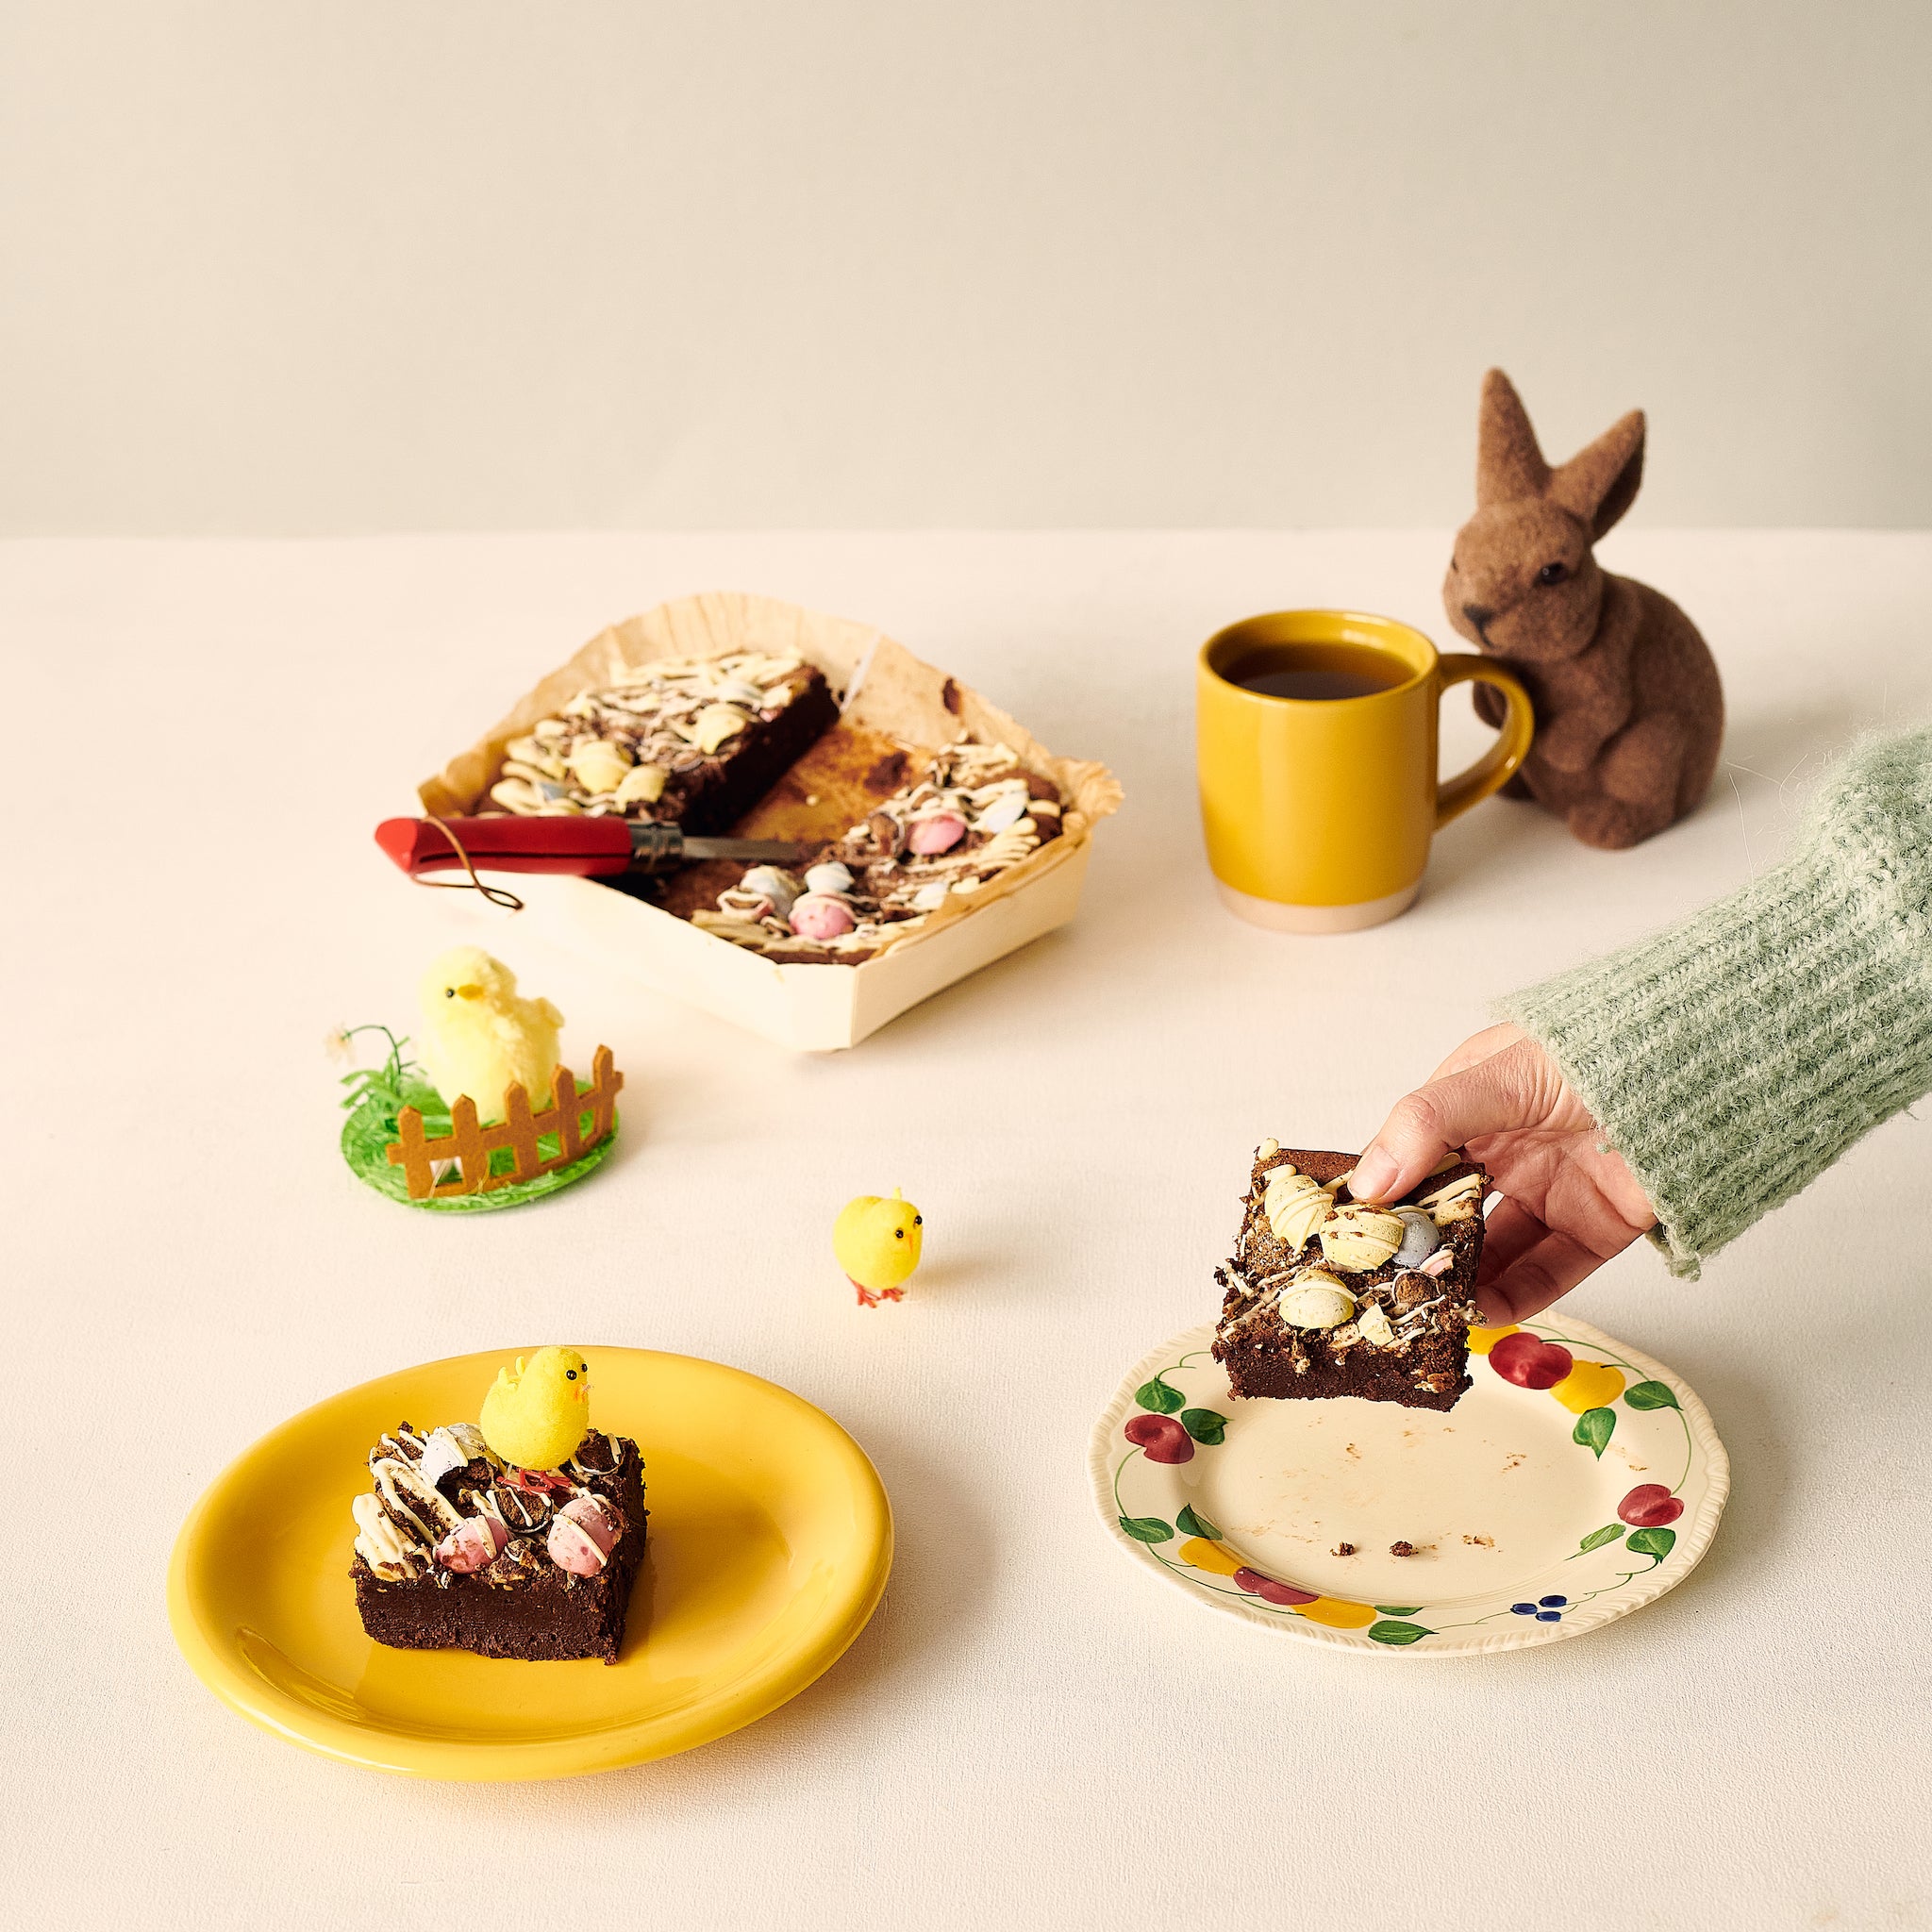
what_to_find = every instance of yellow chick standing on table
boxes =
[417,945,564,1123]
[834,1189,924,1307]
[479,1345,591,1473]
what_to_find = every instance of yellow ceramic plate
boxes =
[168,1347,892,1779]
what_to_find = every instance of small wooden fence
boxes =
[386,1046,625,1200]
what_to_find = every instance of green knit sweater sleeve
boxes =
[1497,727,1932,1278]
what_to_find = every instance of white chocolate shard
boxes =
[613,762,669,808]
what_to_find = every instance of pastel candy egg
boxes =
[1391,1208,1443,1269]
[741,866,800,918]
[1280,1278,1356,1330]
[547,1494,625,1575]
[906,811,967,856]
[791,893,856,941]
[434,1513,509,1574]
[804,860,855,896]
[565,1493,624,1550]
[418,1427,468,1490]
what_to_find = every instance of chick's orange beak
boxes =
[456,983,484,1000]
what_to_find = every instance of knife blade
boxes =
[374,815,818,879]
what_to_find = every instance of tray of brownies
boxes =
[398,591,1123,1050]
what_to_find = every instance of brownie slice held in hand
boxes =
[1210,1141,1489,1412]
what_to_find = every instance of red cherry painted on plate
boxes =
[1618,1483,1684,1527]
[1490,1332,1574,1390]
[1232,1568,1266,1593]
[1253,1577,1319,1607]
[1124,1413,1193,1463]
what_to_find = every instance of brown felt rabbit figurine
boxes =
[1443,370,1724,850]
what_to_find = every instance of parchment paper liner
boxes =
[419,591,1123,967]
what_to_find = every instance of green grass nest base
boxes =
[341,1077,618,1212]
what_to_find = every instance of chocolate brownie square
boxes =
[350,1424,648,1664]
[1210,1142,1489,1411]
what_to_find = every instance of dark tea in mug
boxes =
[1225,641,1413,702]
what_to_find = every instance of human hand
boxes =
[1351,1024,1657,1323]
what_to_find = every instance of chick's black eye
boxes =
[566,1369,577,1379]
[444,988,455,998]
[1536,562,1567,586]
[913,1215,922,1225]
[893,1228,904,1239]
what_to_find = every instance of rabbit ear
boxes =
[1475,369,1550,507]
[1551,409,1645,539]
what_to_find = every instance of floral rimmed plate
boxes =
[1090,1316,1727,1654]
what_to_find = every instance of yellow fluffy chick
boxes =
[416,946,564,1123]
[833,1189,924,1307]
[478,1346,591,1471]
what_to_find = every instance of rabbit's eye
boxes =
[1536,562,1568,587]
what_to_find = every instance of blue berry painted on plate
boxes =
[1540,1594,1567,1607]
[1536,1610,1561,1622]
[1510,1602,1537,1615]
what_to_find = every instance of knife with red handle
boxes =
[375,815,816,879]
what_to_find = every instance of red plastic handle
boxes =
[374,816,633,877]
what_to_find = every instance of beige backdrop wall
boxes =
[3,0,1926,535]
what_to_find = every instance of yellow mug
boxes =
[1197,609,1534,932]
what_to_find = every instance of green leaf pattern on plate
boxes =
[1368,1621,1433,1645]
[1624,1380,1681,1411]
[1573,1407,1616,1457]
[1116,1330,1699,1647]
[1134,1374,1184,1415]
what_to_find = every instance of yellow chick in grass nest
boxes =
[479,1346,591,1471]
[834,1190,924,1307]
[416,946,564,1124]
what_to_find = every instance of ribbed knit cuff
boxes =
[1497,729,1932,1279]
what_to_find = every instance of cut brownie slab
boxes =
[685,736,1065,963]
[486,650,840,836]
[1211,1141,1489,1412]
[350,1424,647,1664]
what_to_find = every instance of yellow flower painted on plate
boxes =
[1177,1537,1245,1575]
[1294,1596,1377,1629]
[1550,1360,1624,1414]
[1466,1324,1518,1356]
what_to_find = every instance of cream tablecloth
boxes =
[5,532,1927,1929]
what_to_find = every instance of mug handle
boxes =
[1435,658,1534,828]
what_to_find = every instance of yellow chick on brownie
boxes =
[479,1346,592,1472]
